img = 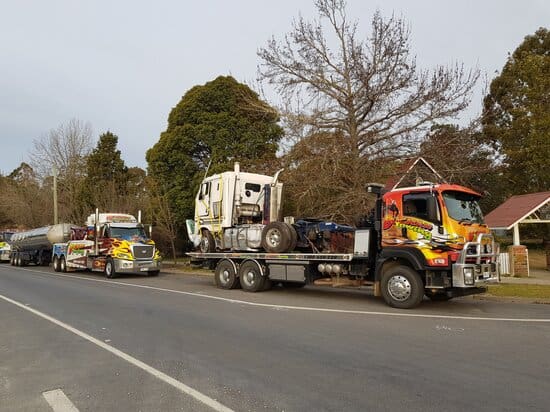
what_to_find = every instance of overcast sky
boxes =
[1,0,548,175]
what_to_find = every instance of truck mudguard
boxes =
[374,246,428,281]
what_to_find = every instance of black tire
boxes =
[238,260,266,292]
[214,259,239,289]
[287,223,298,252]
[53,256,60,272]
[148,270,160,277]
[199,230,216,253]
[60,257,67,273]
[427,293,452,302]
[105,258,117,278]
[381,265,424,309]
[16,255,22,267]
[261,222,293,253]
[10,255,15,265]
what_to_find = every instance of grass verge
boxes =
[486,284,550,299]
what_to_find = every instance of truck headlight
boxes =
[463,268,474,285]
[117,252,132,260]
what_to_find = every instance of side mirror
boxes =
[366,183,385,197]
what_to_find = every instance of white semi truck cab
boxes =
[187,162,285,252]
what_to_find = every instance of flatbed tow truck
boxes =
[188,163,499,309]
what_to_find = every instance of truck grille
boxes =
[133,245,154,259]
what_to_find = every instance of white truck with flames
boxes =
[52,211,161,278]
[187,164,499,309]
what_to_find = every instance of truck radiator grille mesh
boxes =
[133,245,154,259]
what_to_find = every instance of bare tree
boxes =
[30,118,93,179]
[29,119,94,224]
[258,0,480,223]
[258,0,480,158]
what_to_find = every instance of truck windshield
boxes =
[110,227,147,241]
[442,191,484,224]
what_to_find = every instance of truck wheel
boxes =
[105,258,117,279]
[238,260,266,292]
[199,230,215,253]
[287,224,298,252]
[214,259,239,289]
[381,265,424,309]
[60,257,67,273]
[53,256,60,272]
[261,222,292,253]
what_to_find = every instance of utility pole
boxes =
[52,166,58,224]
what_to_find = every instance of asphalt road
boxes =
[1,264,549,412]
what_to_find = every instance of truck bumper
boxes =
[452,262,499,288]
[114,259,161,274]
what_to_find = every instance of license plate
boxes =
[140,267,149,272]
[483,273,490,279]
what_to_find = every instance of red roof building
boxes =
[484,191,550,245]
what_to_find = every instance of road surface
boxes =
[1,264,549,411]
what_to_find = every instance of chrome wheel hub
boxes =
[387,275,412,301]
[221,269,230,283]
[267,229,281,247]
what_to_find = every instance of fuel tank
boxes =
[11,223,78,251]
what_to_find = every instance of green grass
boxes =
[486,284,550,299]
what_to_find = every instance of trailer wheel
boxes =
[261,222,293,253]
[238,260,266,292]
[60,257,67,273]
[199,230,215,253]
[105,258,117,279]
[214,259,239,289]
[381,265,424,309]
[16,255,22,266]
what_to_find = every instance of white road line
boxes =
[0,293,234,412]
[4,265,550,323]
[43,389,79,412]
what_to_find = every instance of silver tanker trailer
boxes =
[10,223,81,266]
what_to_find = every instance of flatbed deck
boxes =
[187,252,366,262]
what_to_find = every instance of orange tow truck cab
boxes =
[375,182,498,297]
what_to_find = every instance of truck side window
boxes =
[199,182,210,200]
[403,193,440,223]
[244,183,261,192]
